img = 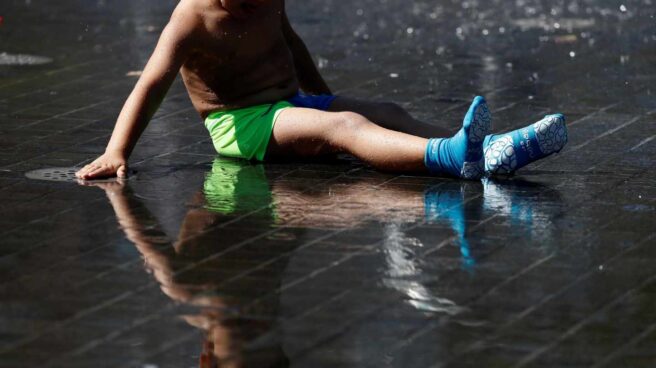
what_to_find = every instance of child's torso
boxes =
[180,0,298,118]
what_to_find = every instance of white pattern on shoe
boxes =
[534,115,568,154]
[484,136,517,175]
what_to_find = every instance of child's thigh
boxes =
[267,107,346,157]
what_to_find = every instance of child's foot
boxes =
[484,114,568,175]
[424,96,491,180]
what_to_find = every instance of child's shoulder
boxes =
[173,0,225,20]
[169,0,228,32]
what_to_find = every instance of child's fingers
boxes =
[83,165,114,179]
[82,168,104,179]
[78,165,99,177]
[77,162,104,177]
[76,164,94,178]
[116,165,128,178]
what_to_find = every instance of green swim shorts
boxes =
[204,101,293,161]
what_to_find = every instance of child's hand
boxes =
[76,152,128,180]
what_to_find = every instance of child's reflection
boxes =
[84,158,560,366]
[85,162,286,368]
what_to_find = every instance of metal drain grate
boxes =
[25,167,135,183]
[25,167,80,182]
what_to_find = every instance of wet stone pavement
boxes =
[1,0,656,367]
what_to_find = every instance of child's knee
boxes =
[331,111,370,135]
[298,112,367,156]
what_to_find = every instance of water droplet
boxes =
[554,34,578,44]
[317,57,329,69]
[619,4,627,12]
[389,73,399,78]
[356,9,363,16]
[482,29,489,36]
[569,51,576,58]
[406,27,414,35]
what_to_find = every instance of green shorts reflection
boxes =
[203,158,276,219]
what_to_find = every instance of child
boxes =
[75,0,568,181]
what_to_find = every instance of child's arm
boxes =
[76,5,198,180]
[282,8,332,96]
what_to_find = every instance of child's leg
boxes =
[266,107,429,172]
[328,97,451,138]
[267,96,490,179]
[326,96,567,176]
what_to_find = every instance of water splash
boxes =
[382,223,467,316]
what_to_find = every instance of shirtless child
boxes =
[75,0,568,181]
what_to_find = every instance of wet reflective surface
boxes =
[2,0,656,367]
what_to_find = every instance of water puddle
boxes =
[0,52,53,66]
